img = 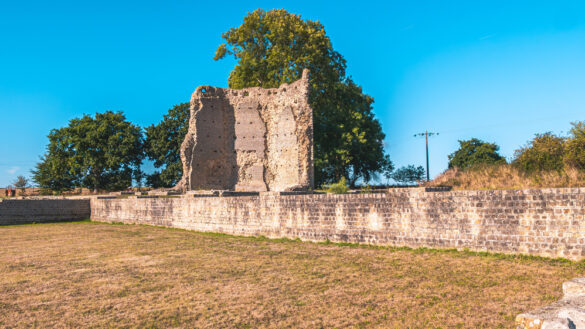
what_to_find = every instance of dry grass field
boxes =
[0,222,583,328]
[428,165,585,190]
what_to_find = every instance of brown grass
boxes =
[428,165,585,190]
[0,222,582,328]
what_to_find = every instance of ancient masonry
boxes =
[176,69,313,192]
[91,188,585,261]
[0,198,90,225]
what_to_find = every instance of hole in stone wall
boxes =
[201,88,207,93]
[243,91,249,96]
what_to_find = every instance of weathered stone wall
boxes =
[91,188,585,260]
[177,69,313,192]
[0,199,91,225]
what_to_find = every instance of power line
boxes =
[387,112,584,147]
[414,131,438,181]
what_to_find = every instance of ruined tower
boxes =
[176,69,313,192]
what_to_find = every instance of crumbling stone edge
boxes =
[517,277,585,329]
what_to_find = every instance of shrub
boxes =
[513,132,565,173]
[325,177,349,194]
[564,121,585,171]
[360,184,373,194]
[448,138,506,169]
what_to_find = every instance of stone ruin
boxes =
[176,69,313,192]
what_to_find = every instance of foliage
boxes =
[144,103,190,188]
[513,132,565,173]
[324,177,349,194]
[12,176,29,189]
[32,151,78,193]
[360,184,373,194]
[32,111,144,191]
[391,165,425,185]
[214,8,392,186]
[564,121,585,171]
[448,138,506,169]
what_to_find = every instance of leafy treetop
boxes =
[564,121,585,171]
[513,132,565,173]
[32,111,144,192]
[391,165,425,185]
[214,8,392,186]
[448,138,506,170]
[144,103,190,188]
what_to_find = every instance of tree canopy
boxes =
[144,103,190,188]
[513,132,565,173]
[214,8,392,186]
[448,138,506,169]
[32,111,144,191]
[391,165,425,185]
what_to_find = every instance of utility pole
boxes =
[414,131,438,181]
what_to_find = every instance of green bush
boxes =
[324,177,349,194]
[513,132,565,173]
[448,138,506,169]
[564,121,585,171]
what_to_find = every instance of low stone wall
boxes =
[0,199,91,225]
[91,188,585,260]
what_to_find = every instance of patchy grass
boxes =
[0,222,582,328]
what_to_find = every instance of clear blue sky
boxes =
[1,0,584,186]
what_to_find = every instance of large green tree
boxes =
[448,138,506,169]
[513,132,565,173]
[144,103,190,187]
[214,9,392,186]
[32,111,144,191]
